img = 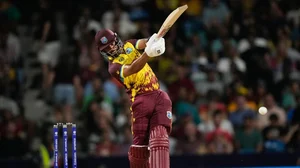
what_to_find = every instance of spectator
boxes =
[253,80,268,108]
[198,110,234,136]
[289,94,300,125]
[101,2,137,39]
[175,121,205,155]
[227,81,258,113]
[156,43,176,80]
[0,120,28,158]
[229,95,256,128]
[0,0,21,33]
[0,18,21,99]
[73,7,102,49]
[211,27,237,55]
[262,114,286,141]
[235,115,263,154]
[103,77,121,106]
[0,0,20,21]
[52,54,80,106]
[198,90,227,123]
[271,41,293,84]
[282,81,299,111]
[217,44,246,84]
[195,67,224,96]
[0,96,19,116]
[292,129,300,152]
[0,20,20,65]
[115,107,130,129]
[82,77,113,116]
[258,93,286,129]
[88,113,116,156]
[206,128,234,154]
[262,114,298,153]
[202,0,230,28]
[93,130,116,157]
[34,0,60,66]
[174,87,201,125]
[113,126,132,156]
[33,0,61,98]
[168,62,196,103]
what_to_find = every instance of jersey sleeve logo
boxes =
[126,47,133,54]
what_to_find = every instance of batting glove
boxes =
[146,33,159,46]
[145,35,165,57]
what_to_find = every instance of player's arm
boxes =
[122,52,150,77]
[41,21,51,44]
[122,34,165,78]
[135,38,148,50]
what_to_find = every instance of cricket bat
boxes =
[157,4,188,38]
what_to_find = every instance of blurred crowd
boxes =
[1,0,300,167]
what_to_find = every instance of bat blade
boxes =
[157,4,188,38]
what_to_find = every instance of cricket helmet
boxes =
[95,29,123,61]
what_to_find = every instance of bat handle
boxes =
[156,32,164,41]
[157,32,164,39]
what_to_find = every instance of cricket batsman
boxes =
[95,29,172,168]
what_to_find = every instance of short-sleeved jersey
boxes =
[108,39,160,100]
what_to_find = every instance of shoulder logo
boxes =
[166,111,172,119]
[118,57,124,62]
[126,48,133,54]
[100,36,108,44]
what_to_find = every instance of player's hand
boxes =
[145,38,165,57]
[146,33,159,46]
[145,34,165,57]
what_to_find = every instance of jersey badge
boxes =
[100,36,108,44]
[167,111,172,119]
[126,47,133,54]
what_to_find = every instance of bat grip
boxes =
[155,33,164,41]
[157,33,164,39]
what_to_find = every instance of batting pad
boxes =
[128,145,150,168]
[149,125,170,168]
